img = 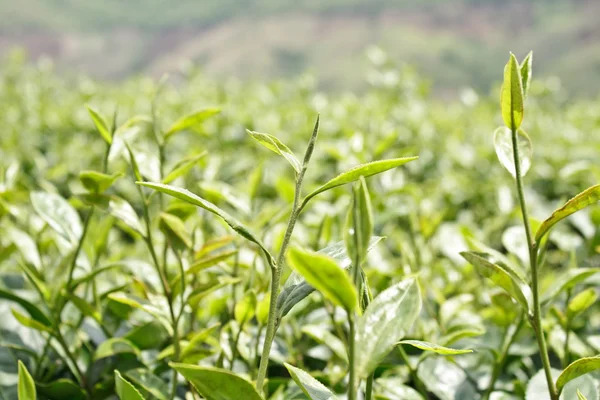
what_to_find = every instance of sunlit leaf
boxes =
[556,356,600,395]
[500,52,524,130]
[356,277,422,378]
[31,191,82,244]
[287,247,358,312]
[284,363,339,400]
[398,340,473,355]
[136,182,274,265]
[247,130,301,173]
[234,290,257,325]
[163,152,206,184]
[520,51,533,98]
[567,289,597,319]
[115,370,144,400]
[86,104,112,144]
[18,360,36,400]
[164,108,220,139]
[540,268,600,305]
[493,127,532,178]
[301,157,418,209]
[536,185,600,242]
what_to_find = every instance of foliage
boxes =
[1,47,600,400]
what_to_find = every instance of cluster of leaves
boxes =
[1,49,600,400]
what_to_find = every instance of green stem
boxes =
[562,290,572,369]
[483,313,524,400]
[510,127,558,400]
[365,375,374,400]
[256,117,319,390]
[348,313,357,400]
[397,345,428,399]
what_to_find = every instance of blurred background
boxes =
[0,0,598,97]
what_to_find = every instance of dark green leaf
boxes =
[78,170,122,193]
[0,289,52,326]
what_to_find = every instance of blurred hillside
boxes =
[0,0,599,95]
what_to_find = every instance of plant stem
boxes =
[365,375,374,400]
[510,127,558,400]
[397,345,428,399]
[348,313,357,400]
[483,313,524,400]
[256,117,319,390]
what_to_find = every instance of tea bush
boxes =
[1,51,600,400]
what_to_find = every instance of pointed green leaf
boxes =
[170,363,263,400]
[164,108,220,139]
[86,104,112,144]
[163,152,206,184]
[460,251,531,311]
[64,293,101,323]
[115,370,144,400]
[124,369,168,400]
[494,127,532,178]
[18,361,36,400]
[536,185,600,242]
[246,130,301,173]
[81,194,144,235]
[96,338,140,360]
[557,357,600,395]
[302,157,418,209]
[36,379,86,400]
[398,340,473,355]
[500,52,524,130]
[520,51,533,98]
[31,191,82,244]
[541,268,600,305]
[0,289,52,326]
[137,182,273,265]
[345,176,373,264]
[287,247,358,312]
[125,142,143,182]
[356,277,422,378]
[12,309,53,333]
[79,170,122,193]
[284,363,339,400]
[159,212,192,249]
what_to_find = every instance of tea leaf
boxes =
[460,251,531,311]
[284,363,339,400]
[540,268,600,305]
[159,212,192,249]
[86,104,112,144]
[500,52,524,130]
[556,357,600,395]
[96,338,141,360]
[114,370,144,400]
[356,277,422,378]
[398,340,473,355]
[18,360,36,400]
[81,194,145,235]
[493,127,532,178]
[247,130,301,173]
[31,191,82,244]
[345,176,373,264]
[535,185,600,242]
[287,247,358,312]
[0,289,52,326]
[567,289,597,319]
[64,292,101,323]
[162,152,206,184]
[164,108,221,139]
[124,369,168,400]
[11,309,53,333]
[136,182,274,265]
[169,363,263,400]
[301,157,418,209]
[36,379,86,400]
[520,51,533,98]
[79,170,122,193]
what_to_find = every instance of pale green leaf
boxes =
[285,363,339,400]
[79,170,122,193]
[356,277,422,378]
[115,370,144,400]
[567,289,597,319]
[493,127,532,178]
[556,356,600,395]
[398,340,473,355]
[86,104,112,144]
[18,361,36,400]
[31,191,82,244]
[520,51,533,98]
[247,130,301,173]
[164,108,220,139]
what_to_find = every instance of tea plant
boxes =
[2,48,600,400]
